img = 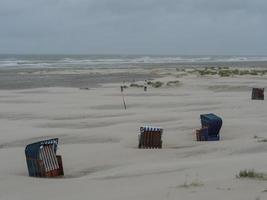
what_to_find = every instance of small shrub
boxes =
[130,83,144,88]
[239,70,250,75]
[203,70,217,75]
[198,70,206,76]
[237,169,267,180]
[219,70,231,77]
[147,81,164,88]
[232,69,239,75]
[187,69,197,74]
[166,80,181,86]
[249,70,258,75]
[153,81,164,88]
[258,138,267,142]
[179,181,204,188]
[197,69,215,76]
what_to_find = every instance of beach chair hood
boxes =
[25,138,58,159]
[200,113,222,136]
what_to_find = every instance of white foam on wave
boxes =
[1,55,267,69]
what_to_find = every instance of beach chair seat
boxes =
[196,113,222,141]
[139,126,163,149]
[25,138,64,177]
[196,127,208,141]
[252,88,264,100]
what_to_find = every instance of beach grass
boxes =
[179,180,204,188]
[166,80,181,86]
[147,81,164,88]
[257,138,267,142]
[188,67,267,77]
[129,83,144,88]
[236,169,267,180]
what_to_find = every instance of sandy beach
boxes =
[2,0,267,198]
[0,67,267,200]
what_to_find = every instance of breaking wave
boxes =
[1,55,267,69]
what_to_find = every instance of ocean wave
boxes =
[1,55,267,68]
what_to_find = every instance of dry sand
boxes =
[0,71,267,200]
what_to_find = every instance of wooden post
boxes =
[144,86,147,92]
[120,86,127,110]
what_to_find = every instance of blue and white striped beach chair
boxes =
[25,138,64,177]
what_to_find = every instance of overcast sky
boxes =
[0,0,267,55]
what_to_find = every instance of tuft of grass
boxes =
[219,70,232,77]
[249,70,258,75]
[197,70,206,76]
[236,169,267,180]
[232,69,239,75]
[129,83,144,88]
[197,69,217,76]
[203,67,219,75]
[196,68,267,77]
[238,70,260,76]
[147,81,164,88]
[258,138,267,143]
[179,174,204,189]
[192,67,267,77]
[179,181,204,188]
[80,87,89,90]
[239,70,250,75]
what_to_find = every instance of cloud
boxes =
[0,0,267,54]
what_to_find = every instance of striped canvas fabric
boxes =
[39,145,59,172]
[140,126,163,133]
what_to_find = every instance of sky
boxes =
[0,0,267,55]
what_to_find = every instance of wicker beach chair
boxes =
[139,126,163,149]
[252,88,264,100]
[25,138,64,177]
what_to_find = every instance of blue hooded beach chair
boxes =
[25,138,64,177]
[196,113,222,141]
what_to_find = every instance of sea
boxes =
[0,54,267,90]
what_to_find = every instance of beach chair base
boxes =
[196,127,220,141]
[138,141,162,149]
[26,156,64,178]
[252,88,264,100]
[138,132,162,149]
